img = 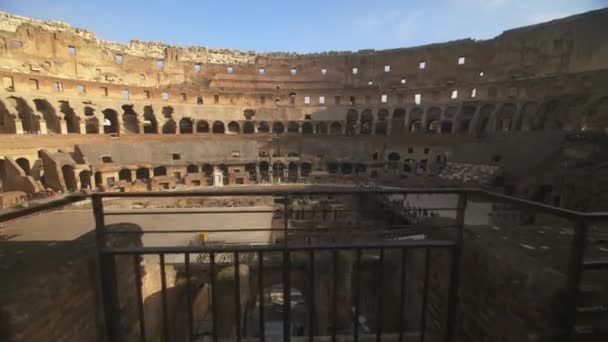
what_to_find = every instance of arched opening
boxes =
[122,105,139,134]
[61,165,77,192]
[153,166,167,177]
[102,109,119,134]
[179,118,194,134]
[243,121,255,134]
[316,122,328,134]
[409,108,423,133]
[375,109,388,135]
[301,122,313,134]
[202,164,213,185]
[79,170,91,189]
[212,121,225,134]
[258,121,270,133]
[457,105,476,135]
[346,109,358,136]
[187,164,199,174]
[85,117,99,134]
[162,119,177,134]
[287,122,299,133]
[197,120,210,133]
[327,162,338,174]
[259,161,270,182]
[360,109,373,134]
[477,104,495,137]
[388,152,400,161]
[329,122,341,135]
[300,163,312,177]
[119,169,132,182]
[15,158,30,175]
[440,121,453,134]
[392,108,406,134]
[426,107,441,133]
[94,172,102,187]
[272,162,285,181]
[136,168,150,181]
[495,103,516,132]
[33,99,61,134]
[245,163,257,181]
[355,164,367,175]
[218,164,229,185]
[227,121,240,134]
[341,163,353,174]
[288,162,298,182]
[403,159,414,173]
[518,102,539,131]
[143,107,158,134]
[9,96,40,133]
[272,122,285,134]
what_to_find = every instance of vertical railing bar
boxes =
[398,248,408,342]
[353,248,362,342]
[420,248,431,342]
[564,219,589,341]
[133,254,146,342]
[93,195,121,342]
[332,250,338,342]
[258,251,265,342]
[376,247,385,342]
[159,253,170,342]
[235,251,242,342]
[284,195,289,246]
[444,193,467,342]
[308,250,315,342]
[283,249,292,342]
[210,252,218,342]
[185,253,193,342]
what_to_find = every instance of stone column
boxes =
[59,118,67,134]
[38,118,48,135]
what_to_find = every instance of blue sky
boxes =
[1,0,606,52]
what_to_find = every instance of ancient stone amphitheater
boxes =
[1,9,608,209]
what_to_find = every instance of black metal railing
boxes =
[89,186,608,342]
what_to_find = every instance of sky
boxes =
[1,0,606,53]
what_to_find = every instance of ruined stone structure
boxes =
[1,9,608,209]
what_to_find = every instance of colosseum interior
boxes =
[1,6,608,342]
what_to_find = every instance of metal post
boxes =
[93,194,122,342]
[444,193,467,342]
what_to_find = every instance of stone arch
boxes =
[300,162,312,177]
[179,118,194,134]
[119,169,132,182]
[15,157,31,175]
[301,122,313,134]
[457,105,476,134]
[212,121,225,134]
[33,98,61,133]
[79,170,91,189]
[85,116,99,134]
[187,164,199,174]
[143,106,158,134]
[495,103,517,132]
[162,119,177,134]
[426,107,441,133]
[272,122,285,134]
[440,121,453,134]
[327,161,339,174]
[153,166,167,177]
[316,122,328,134]
[9,96,40,133]
[392,108,406,134]
[94,171,102,187]
[259,161,270,182]
[196,120,210,133]
[375,109,389,135]
[136,168,150,180]
[346,109,358,135]
[341,163,353,174]
[61,165,77,192]
[257,121,270,133]
[287,122,299,133]
[102,109,119,134]
[121,105,139,134]
[517,102,539,131]
[227,121,240,134]
[476,104,495,137]
[409,108,423,133]
[360,109,373,134]
[388,152,400,161]
[329,122,342,135]
[243,121,255,134]
[288,162,298,182]
[272,162,285,180]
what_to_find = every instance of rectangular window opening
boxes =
[259,68,265,75]
[101,87,108,96]
[304,96,311,105]
[181,93,187,102]
[68,46,76,55]
[451,90,458,99]
[121,90,129,100]
[197,96,203,105]
[162,92,169,101]
[194,63,201,72]
[144,90,151,99]
[77,84,86,94]
[172,153,182,160]
[321,68,327,75]
[227,66,233,73]
[419,61,426,70]
[290,68,297,76]
[381,94,388,103]
[384,65,391,72]
[157,60,165,69]
[458,56,466,65]
[319,96,325,104]
[115,54,124,64]
[29,79,39,90]
[471,88,477,98]
[352,67,358,75]
[54,81,63,92]
[414,93,422,105]
[12,40,23,48]
[334,96,341,105]
[214,94,219,104]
